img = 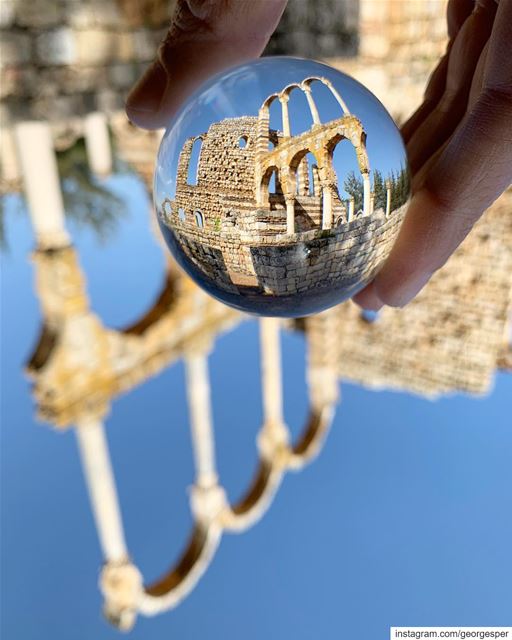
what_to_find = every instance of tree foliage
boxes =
[343,171,364,212]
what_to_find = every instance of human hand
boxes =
[353,0,512,310]
[125,0,287,129]
[126,0,512,311]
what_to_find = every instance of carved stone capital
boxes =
[190,483,227,523]
[101,560,143,631]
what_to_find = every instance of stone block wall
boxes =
[173,117,259,230]
[0,0,174,122]
[163,203,406,299]
[333,0,449,121]
[265,0,359,58]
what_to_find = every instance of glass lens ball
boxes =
[154,57,410,317]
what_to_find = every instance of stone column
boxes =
[322,79,350,115]
[14,121,70,249]
[369,191,375,214]
[303,86,321,126]
[185,344,226,521]
[84,112,113,177]
[285,197,295,234]
[321,185,333,229]
[75,416,128,563]
[312,165,320,196]
[257,318,289,461]
[348,197,355,222]
[278,94,291,137]
[0,127,20,183]
[363,172,371,216]
[385,180,392,217]
[260,317,283,428]
[185,350,217,490]
[297,157,309,196]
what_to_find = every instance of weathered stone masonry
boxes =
[161,76,401,299]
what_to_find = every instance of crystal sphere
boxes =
[155,57,410,317]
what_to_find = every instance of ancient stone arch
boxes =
[255,76,371,233]
[25,235,339,630]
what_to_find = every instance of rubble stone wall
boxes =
[173,117,259,230]
[165,204,406,297]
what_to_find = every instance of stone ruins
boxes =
[159,76,406,301]
[4,0,511,631]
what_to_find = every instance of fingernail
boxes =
[352,281,384,311]
[392,271,432,307]
[126,60,167,114]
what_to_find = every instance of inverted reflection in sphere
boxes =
[155,57,410,317]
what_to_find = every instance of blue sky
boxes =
[1,176,511,640]
[155,57,407,204]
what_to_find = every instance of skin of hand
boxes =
[126,0,512,311]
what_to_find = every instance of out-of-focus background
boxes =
[1,2,511,639]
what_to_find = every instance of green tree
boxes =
[388,164,411,211]
[372,169,386,211]
[343,170,364,212]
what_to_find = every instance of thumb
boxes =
[126,0,287,130]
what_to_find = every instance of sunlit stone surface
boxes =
[155,57,410,317]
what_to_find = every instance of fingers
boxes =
[401,52,451,144]
[447,0,476,38]
[126,0,287,130]
[406,0,496,175]
[354,76,512,311]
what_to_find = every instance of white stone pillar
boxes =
[286,197,295,234]
[348,197,355,221]
[75,417,128,563]
[369,191,375,214]
[185,351,218,489]
[14,121,70,249]
[363,173,371,216]
[385,180,392,217]
[312,165,320,196]
[303,86,321,126]
[322,186,333,229]
[84,112,113,177]
[257,318,289,462]
[0,127,21,183]
[322,80,350,115]
[260,317,283,427]
[278,94,291,137]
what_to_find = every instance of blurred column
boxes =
[0,127,21,183]
[260,317,283,428]
[185,350,217,490]
[75,416,128,563]
[84,112,112,177]
[258,318,289,461]
[185,342,226,521]
[14,121,70,249]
